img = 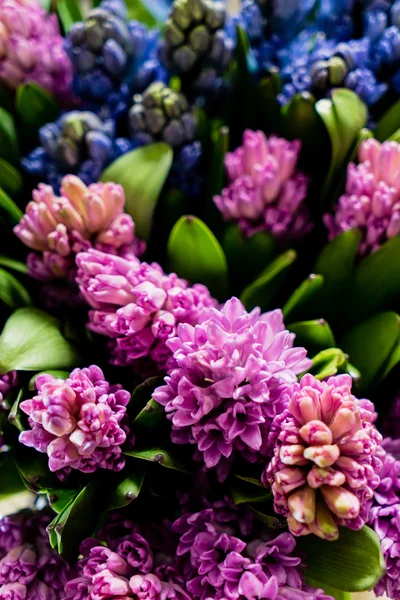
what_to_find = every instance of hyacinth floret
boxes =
[19,366,131,476]
[154,297,311,480]
[0,0,73,102]
[76,249,217,373]
[213,129,311,240]
[264,374,382,540]
[14,174,144,287]
[324,138,400,255]
[22,111,131,192]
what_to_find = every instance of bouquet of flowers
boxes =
[0,0,400,599]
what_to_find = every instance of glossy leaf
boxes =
[167,215,229,298]
[16,83,59,132]
[310,348,347,380]
[0,159,23,195]
[0,307,80,374]
[0,187,23,224]
[57,0,84,32]
[101,143,173,240]
[0,256,27,274]
[125,448,190,474]
[240,250,296,312]
[288,319,335,355]
[375,99,400,141]
[0,108,19,164]
[128,376,164,421]
[298,526,384,592]
[247,505,286,529]
[47,488,79,514]
[14,447,56,492]
[230,478,272,505]
[106,464,147,510]
[340,312,400,391]
[283,275,324,322]
[0,268,31,309]
[134,398,165,431]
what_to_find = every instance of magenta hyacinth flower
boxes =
[213,130,311,240]
[324,139,400,255]
[264,374,382,540]
[0,372,18,408]
[0,510,70,600]
[76,249,217,373]
[19,365,131,476]
[0,0,73,102]
[14,175,144,288]
[153,297,311,480]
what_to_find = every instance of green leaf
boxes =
[8,388,25,433]
[340,312,400,391]
[230,26,258,136]
[0,453,25,499]
[310,348,347,380]
[0,108,19,165]
[308,584,351,600]
[167,215,229,299]
[288,319,335,355]
[0,159,23,195]
[207,125,229,201]
[100,143,173,240]
[106,465,147,510]
[375,99,400,141]
[14,447,56,492]
[381,339,400,380]
[230,478,271,505]
[125,447,190,474]
[347,236,400,323]
[283,275,324,322]
[128,376,164,421]
[0,256,27,274]
[134,398,165,431]
[0,268,31,309]
[28,370,70,390]
[298,526,384,592]
[16,83,60,133]
[47,488,79,514]
[0,307,80,374]
[125,0,158,25]
[39,0,51,10]
[0,187,23,224]
[256,71,281,134]
[57,0,84,32]
[247,505,286,529]
[240,250,296,312]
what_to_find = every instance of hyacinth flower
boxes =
[76,249,217,374]
[213,129,311,240]
[22,111,132,192]
[14,174,144,306]
[0,371,17,449]
[65,0,165,119]
[264,374,382,540]
[154,297,311,480]
[19,366,131,477]
[159,0,234,100]
[0,510,70,599]
[324,138,400,256]
[0,0,73,103]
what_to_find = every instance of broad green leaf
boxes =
[298,526,384,592]
[8,388,25,432]
[0,187,23,224]
[57,0,84,32]
[310,348,347,380]
[0,256,27,274]
[348,236,400,323]
[0,268,31,309]
[128,376,164,421]
[28,370,70,390]
[100,143,173,240]
[0,307,80,374]
[125,447,190,474]
[375,99,400,141]
[307,584,351,600]
[47,488,79,514]
[288,319,335,355]
[222,225,276,291]
[0,453,25,499]
[247,505,286,529]
[14,447,56,492]
[381,339,400,380]
[240,250,296,312]
[16,83,60,133]
[0,159,23,195]
[167,215,229,299]
[283,275,324,322]
[230,478,272,505]
[134,398,165,431]
[0,108,19,164]
[207,125,229,201]
[340,312,400,391]
[106,464,147,510]
[125,0,158,25]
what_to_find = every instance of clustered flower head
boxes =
[368,445,400,599]
[0,371,17,409]
[324,139,400,255]
[0,0,73,101]
[214,129,311,240]
[22,111,132,192]
[19,365,131,476]
[76,249,217,373]
[0,510,70,600]
[14,174,144,286]
[154,297,311,480]
[264,374,382,540]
